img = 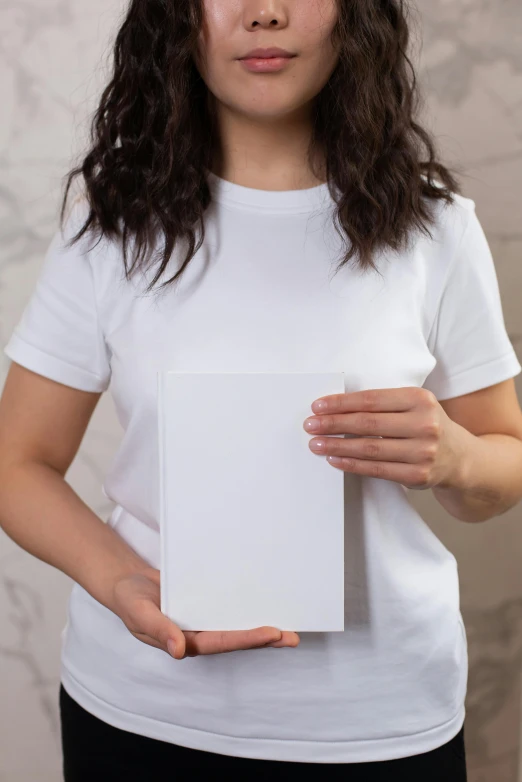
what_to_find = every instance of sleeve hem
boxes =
[426,351,522,401]
[4,332,110,393]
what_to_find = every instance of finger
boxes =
[186,626,283,656]
[134,597,187,659]
[310,435,434,464]
[265,631,300,648]
[310,387,426,416]
[305,410,425,438]
[325,454,431,486]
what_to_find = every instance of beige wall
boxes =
[0,1,521,779]
[411,3,522,781]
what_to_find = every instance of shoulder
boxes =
[411,187,480,323]
[417,173,477,246]
[60,193,126,283]
[57,195,134,339]
[436,190,476,243]
[415,186,478,277]
[61,192,93,246]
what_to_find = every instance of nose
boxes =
[244,2,289,31]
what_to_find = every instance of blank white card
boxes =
[158,371,345,632]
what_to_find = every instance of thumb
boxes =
[139,597,187,659]
[159,614,186,660]
[165,625,186,660]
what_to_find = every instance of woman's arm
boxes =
[433,378,522,522]
[0,361,154,614]
[0,361,300,657]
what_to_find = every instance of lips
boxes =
[239,47,295,60]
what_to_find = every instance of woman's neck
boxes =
[212,101,326,191]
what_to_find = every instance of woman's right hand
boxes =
[112,567,301,659]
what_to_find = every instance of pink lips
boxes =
[238,47,296,73]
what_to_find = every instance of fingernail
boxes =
[327,455,343,464]
[310,439,326,451]
[304,417,321,431]
[167,639,177,658]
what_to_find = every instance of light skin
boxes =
[197,0,339,190]
[303,383,522,523]
[1,0,522,669]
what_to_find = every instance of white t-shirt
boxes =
[5,174,521,763]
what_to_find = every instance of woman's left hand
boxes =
[303,387,465,491]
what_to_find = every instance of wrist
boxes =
[435,423,475,493]
[78,522,157,614]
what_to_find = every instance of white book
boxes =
[158,371,345,632]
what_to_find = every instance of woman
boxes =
[1,0,522,778]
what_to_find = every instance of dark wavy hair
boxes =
[60,0,463,293]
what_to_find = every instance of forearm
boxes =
[0,460,154,613]
[433,427,522,523]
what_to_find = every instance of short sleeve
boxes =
[3,199,112,392]
[422,200,521,401]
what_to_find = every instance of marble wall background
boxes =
[0,1,521,780]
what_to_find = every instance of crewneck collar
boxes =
[207,171,334,214]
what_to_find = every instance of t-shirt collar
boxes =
[207,170,334,214]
